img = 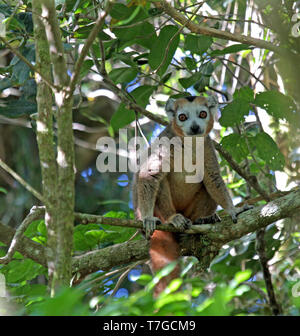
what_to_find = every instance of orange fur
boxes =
[149,220,180,297]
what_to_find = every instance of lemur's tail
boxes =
[149,229,180,297]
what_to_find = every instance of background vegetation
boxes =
[0,0,300,316]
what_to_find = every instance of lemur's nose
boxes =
[190,125,200,134]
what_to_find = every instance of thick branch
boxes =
[32,0,59,289]
[73,188,300,274]
[40,0,75,290]
[0,189,298,277]
[72,239,149,278]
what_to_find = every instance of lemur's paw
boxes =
[228,204,253,223]
[168,214,192,230]
[194,213,221,224]
[143,216,161,239]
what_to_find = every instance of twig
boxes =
[154,1,285,55]
[109,260,144,297]
[212,140,270,201]
[155,3,203,75]
[0,219,47,266]
[91,46,168,126]
[0,206,44,264]
[241,281,269,301]
[216,57,269,91]
[0,158,44,203]
[256,228,282,315]
[68,0,114,97]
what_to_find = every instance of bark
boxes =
[154,1,285,55]
[32,0,59,291]
[1,189,299,277]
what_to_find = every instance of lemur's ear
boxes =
[165,98,176,121]
[207,95,218,116]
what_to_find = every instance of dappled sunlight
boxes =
[260,203,279,217]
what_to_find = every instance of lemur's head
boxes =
[165,95,218,137]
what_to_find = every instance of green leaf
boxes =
[73,224,103,251]
[110,85,156,131]
[161,72,172,84]
[84,230,106,244]
[24,220,40,239]
[11,46,35,84]
[148,25,180,76]
[233,269,252,286]
[185,57,197,70]
[113,16,156,49]
[0,187,7,194]
[179,73,201,89]
[233,87,254,103]
[37,220,47,237]
[0,99,37,118]
[199,61,214,76]
[249,132,285,170]
[254,91,296,121]
[219,99,250,127]
[110,3,134,20]
[103,211,128,219]
[0,78,14,92]
[220,134,249,163]
[5,259,44,283]
[109,67,138,84]
[184,34,213,54]
[210,44,252,57]
[79,59,94,78]
[179,62,213,90]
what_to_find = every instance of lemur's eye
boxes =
[199,111,207,119]
[178,114,188,122]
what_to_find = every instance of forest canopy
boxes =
[0,0,300,316]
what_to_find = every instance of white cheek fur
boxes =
[175,104,210,135]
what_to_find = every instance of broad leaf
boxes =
[109,67,138,84]
[148,25,180,76]
[111,85,156,131]
[184,34,213,54]
[219,99,250,127]
[210,44,252,57]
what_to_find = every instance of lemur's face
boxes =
[165,96,218,137]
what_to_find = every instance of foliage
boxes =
[0,0,300,316]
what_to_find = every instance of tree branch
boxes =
[0,221,47,267]
[0,158,44,203]
[0,206,45,264]
[40,0,75,290]
[0,189,299,277]
[68,0,114,97]
[154,1,285,55]
[212,140,271,201]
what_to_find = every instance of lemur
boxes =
[133,95,249,296]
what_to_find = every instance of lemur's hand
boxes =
[143,216,161,239]
[228,204,253,223]
[194,213,221,224]
[168,214,192,230]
